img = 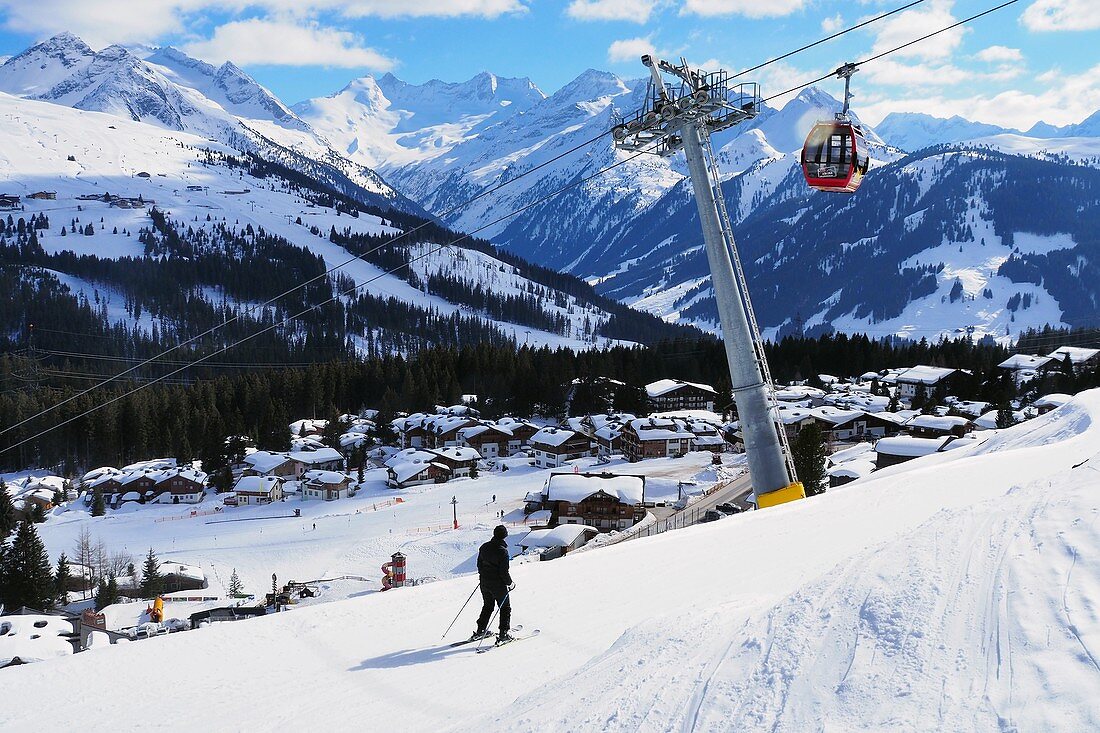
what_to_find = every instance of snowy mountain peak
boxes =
[876,111,1013,151]
[551,68,630,105]
[0,31,95,96]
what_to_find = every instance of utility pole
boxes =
[613,56,803,508]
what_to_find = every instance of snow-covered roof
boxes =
[998,354,1052,370]
[627,417,694,440]
[895,365,956,384]
[244,451,292,473]
[160,561,206,582]
[905,415,971,431]
[121,458,176,472]
[1047,346,1099,364]
[827,459,876,480]
[946,400,990,418]
[303,470,351,485]
[430,446,482,462]
[875,436,949,457]
[530,427,580,447]
[289,418,328,436]
[545,473,644,505]
[1034,393,1073,410]
[520,524,598,549]
[809,407,865,425]
[773,386,826,401]
[234,475,282,494]
[974,409,1027,430]
[645,378,717,398]
[81,466,118,483]
[691,435,726,446]
[288,447,344,464]
[828,442,875,466]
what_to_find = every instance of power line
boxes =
[762,0,1021,105]
[0,139,664,458]
[0,127,614,438]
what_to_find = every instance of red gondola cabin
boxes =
[801,121,870,193]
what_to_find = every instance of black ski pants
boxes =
[476,584,510,633]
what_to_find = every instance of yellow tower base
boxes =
[756,481,806,509]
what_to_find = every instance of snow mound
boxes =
[4,391,1100,731]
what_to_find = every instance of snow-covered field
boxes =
[6,391,1099,731]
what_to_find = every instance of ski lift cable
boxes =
[0,139,666,458]
[728,0,926,81]
[762,0,1021,105]
[0,128,615,438]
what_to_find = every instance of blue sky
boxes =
[0,1,1096,127]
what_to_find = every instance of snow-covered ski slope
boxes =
[0,92,626,350]
[7,392,1100,731]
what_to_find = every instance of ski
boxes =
[476,628,540,653]
[450,625,523,648]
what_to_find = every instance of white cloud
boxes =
[681,0,807,19]
[567,0,659,23]
[1021,0,1100,31]
[974,45,1024,63]
[822,13,843,33]
[184,19,395,69]
[858,63,1100,129]
[607,36,656,63]
[0,1,529,46]
[868,0,967,62]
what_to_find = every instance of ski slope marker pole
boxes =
[442,583,480,640]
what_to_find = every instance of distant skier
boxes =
[471,524,514,642]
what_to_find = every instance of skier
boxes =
[471,524,514,642]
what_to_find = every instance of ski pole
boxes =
[476,587,513,650]
[442,583,480,640]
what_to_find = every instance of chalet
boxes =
[385,450,450,488]
[393,414,431,449]
[997,354,1052,383]
[645,379,717,412]
[118,470,158,501]
[530,427,593,469]
[495,418,539,453]
[1047,346,1100,371]
[28,191,56,200]
[301,470,355,501]
[288,446,344,477]
[812,408,905,442]
[458,424,514,459]
[242,451,296,478]
[827,459,876,487]
[539,472,646,532]
[0,194,20,210]
[150,468,207,504]
[233,475,283,505]
[904,414,973,439]
[427,446,481,478]
[893,366,960,402]
[186,185,205,192]
[290,418,327,437]
[519,524,600,560]
[873,435,974,468]
[620,417,694,461]
[159,562,208,593]
[426,415,477,448]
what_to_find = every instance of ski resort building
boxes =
[892,366,961,401]
[425,446,481,478]
[233,475,284,505]
[519,524,600,559]
[150,467,207,504]
[288,447,345,477]
[645,379,717,413]
[529,427,594,468]
[536,472,646,532]
[385,450,450,489]
[1047,346,1100,370]
[301,470,355,501]
[457,424,515,459]
[903,414,973,439]
[242,451,296,478]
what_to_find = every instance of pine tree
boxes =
[55,552,71,606]
[791,423,828,498]
[0,520,55,610]
[91,487,106,517]
[140,547,163,598]
[228,568,244,597]
[94,577,110,610]
[30,502,47,523]
[995,403,1017,429]
[0,479,16,538]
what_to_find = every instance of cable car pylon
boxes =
[612,55,804,509]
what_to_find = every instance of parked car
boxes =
[716,502,741,515]
[700,510,725,523]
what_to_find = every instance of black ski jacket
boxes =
[477,538,512,590]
